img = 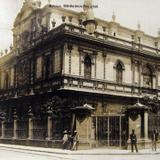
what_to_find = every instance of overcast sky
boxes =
[0,0,160,51]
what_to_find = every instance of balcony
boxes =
[63,74,160,98]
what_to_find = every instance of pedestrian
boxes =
[62,130,68,149]
[68,131,73,149]
[152,129,159,151]
[130,129,138,152]
[72,130,79,150]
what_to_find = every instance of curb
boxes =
[0,145,160,156]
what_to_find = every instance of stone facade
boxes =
[0,0,160,149]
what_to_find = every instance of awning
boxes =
[123,102,149,112]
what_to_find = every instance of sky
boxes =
[0,0,160,51]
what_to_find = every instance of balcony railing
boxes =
[29,23,160,57]
[63,74,159,97]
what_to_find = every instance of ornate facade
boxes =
[0,0,160,149]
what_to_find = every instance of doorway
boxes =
[93,115,128,147]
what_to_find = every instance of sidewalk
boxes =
[0,143,159,155]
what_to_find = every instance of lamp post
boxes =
[46,106,53,140]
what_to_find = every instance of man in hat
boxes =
[72,130,79,150]
[130,129,138,152]
[62,130,68,149]
[152,129,159,151]
[68,130,73,150]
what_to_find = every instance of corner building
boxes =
[0,0,160,149]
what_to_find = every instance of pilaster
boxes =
[144,111,148,140]
[68,44,73,75]
[28,106,34,140]
[1,120,5,139]
[46,108,53,140]
[103,52,107,80]
[13,109,18,139]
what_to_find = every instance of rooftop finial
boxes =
[83,0,96,35]
[112,11,116,22]
[137,21,141,30]
[83,0,92,12]
[83,0,94,20]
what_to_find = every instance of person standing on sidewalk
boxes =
[152,129,159,151]
[130,129,138,152]
[62,130,68,149]
[72,130,79,150]
[68,131,73,150]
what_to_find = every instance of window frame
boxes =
[84,56,92,79]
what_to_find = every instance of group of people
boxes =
[62,128,158,152]
[130,129,159,152]
[62,130,79,150]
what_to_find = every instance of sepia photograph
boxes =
[0,0,160,159]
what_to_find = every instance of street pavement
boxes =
[0,144,160,160]
[0,148,70,160]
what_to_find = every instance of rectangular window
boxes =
[36,56,43,79]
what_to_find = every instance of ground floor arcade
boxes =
[0,91,159,149]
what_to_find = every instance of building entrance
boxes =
[93,115,128,147]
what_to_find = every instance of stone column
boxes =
[93,52,97,79]
[1,120,5,139]
[13,109,18,139]
[79,47,82,76]
[28,117,33,139]
[138,61,142,95]
[128,113,141,139]
[46,116,52,140]
[103,52,106,80]
[131,59,135,85]
[144,111,148,140]
[76,116,92,148]
[90,118,95,140]
[28,106,34,140]
[46,109,52,140]
[68,44,73,75]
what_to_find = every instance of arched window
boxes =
[84,56,91,79]
[143,66,153,88]
[116,63,123,83]
[114,60,125,84]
